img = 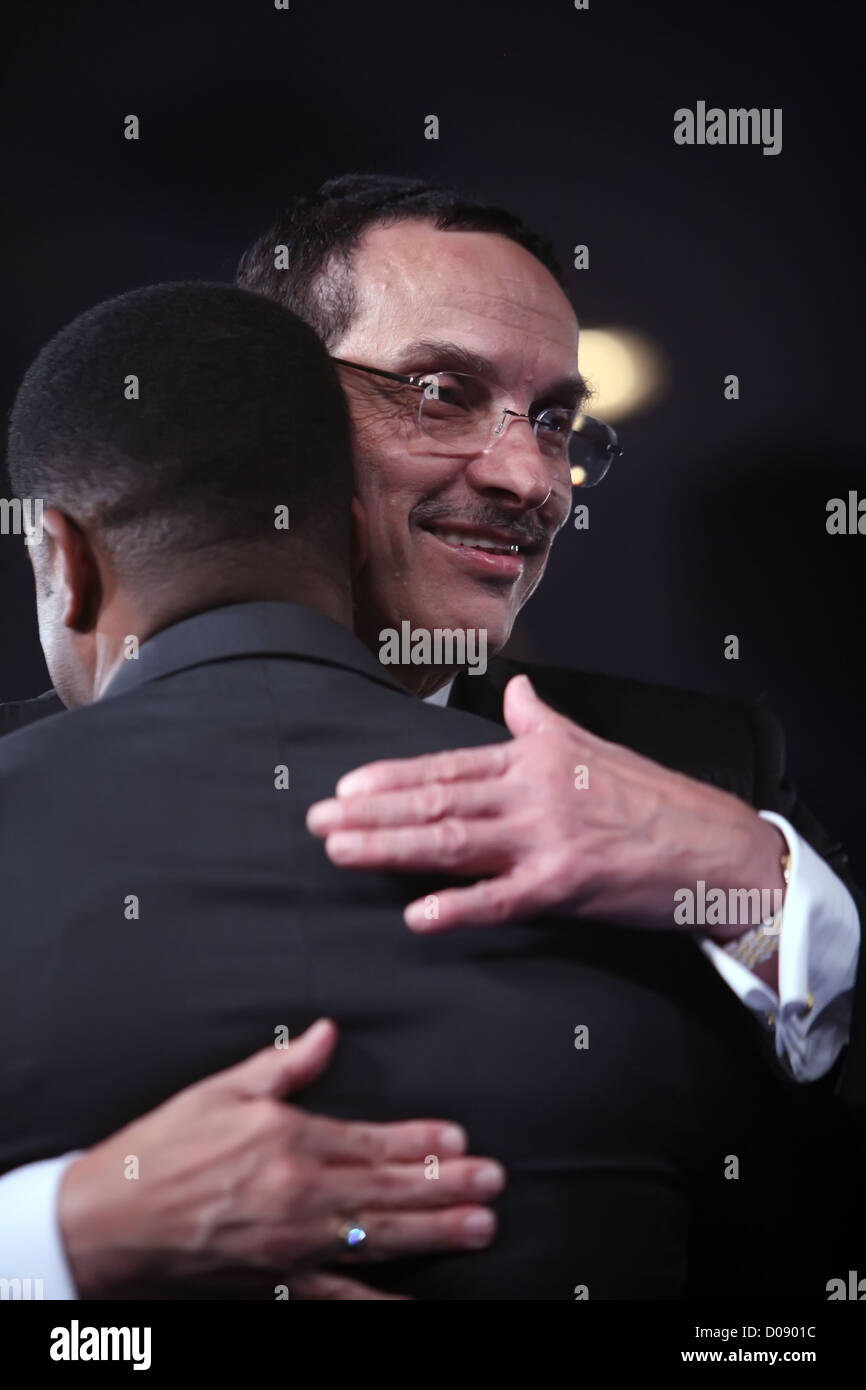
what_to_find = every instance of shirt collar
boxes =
[423,679,456,708]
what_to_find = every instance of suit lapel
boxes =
[449,664,511,726]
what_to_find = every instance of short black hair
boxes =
[235,173,567,347]
[7,281,353,576]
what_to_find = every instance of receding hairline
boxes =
[342,216,574,303]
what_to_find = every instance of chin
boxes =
[419,598,514,658]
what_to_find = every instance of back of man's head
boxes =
[8,281,353,582]
[7,281,355,707]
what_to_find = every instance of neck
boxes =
[90,560,353,701]
[351,608,469,698]
[378,662,461,699]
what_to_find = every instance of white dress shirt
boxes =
[0,1154,81,1299]
[1,684,859,1298]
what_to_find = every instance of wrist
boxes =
[58,1147,148,1298]
[704,816,788,945]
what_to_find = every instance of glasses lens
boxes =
[569,415,620,487]
[416,372,494,450]
[416,376,618,487]
[533,407,575,462]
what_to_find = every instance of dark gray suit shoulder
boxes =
[0,689,66,738]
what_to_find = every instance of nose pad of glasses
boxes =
[486,408,528,447]
[490,409,511,439]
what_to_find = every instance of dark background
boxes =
[1,0,863,873]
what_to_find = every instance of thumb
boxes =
[502,674,554,737]
[218,1019,339,1100]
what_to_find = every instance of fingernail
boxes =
[463,1210,496,1245]
[327,832,363,862]
[305,1018,334,1043]
[307,801,343,832]
[405,902,433,932]
[474,1162,505,1195]
[336,772,368,797]
[439,1125,467,1155]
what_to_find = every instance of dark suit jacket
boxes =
[0,605,860,1298]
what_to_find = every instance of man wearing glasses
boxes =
[1,175,860,1298]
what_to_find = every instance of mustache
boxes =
[410,501,552,550]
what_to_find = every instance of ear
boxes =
[36,509,102,632]
[350,495,369,576]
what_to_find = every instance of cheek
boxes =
[353,458,412,546]
[351,441,427,552]
[349,390,413,470]
[519,542,556,606]
[351,412,402,500]
[550,477,573,528]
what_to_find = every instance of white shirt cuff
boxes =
[0,1153,82,1299]
[700,812,860,1082]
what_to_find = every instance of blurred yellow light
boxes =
[577,328,670,423]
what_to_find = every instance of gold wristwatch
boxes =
[722,849,791,968]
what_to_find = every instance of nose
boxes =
[465,414,555,512]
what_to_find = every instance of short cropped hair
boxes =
[7,281,353,575]
[235,173,566,348]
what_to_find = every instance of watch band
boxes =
[722,849,791,968]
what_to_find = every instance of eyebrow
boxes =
[392,338,590,410]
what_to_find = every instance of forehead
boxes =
[339,221,579,382]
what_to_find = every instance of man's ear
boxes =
[350,496,369,576]
[35,509,102,632]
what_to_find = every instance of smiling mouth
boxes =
[433,531,520,555]
[419,522,537,557]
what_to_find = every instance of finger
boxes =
[405,873,554,932]
[210,1019,339,1100]
[308,780,503,836]
[334,743,510,798]
[322,1158,506,1213]
[298,1114,468,1165]
[255,1193,497,1270]
[291,1272,411,1300]
[323,819,509,874]
[336,1205,498,1261]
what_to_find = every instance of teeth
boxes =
[435,530,521,554]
